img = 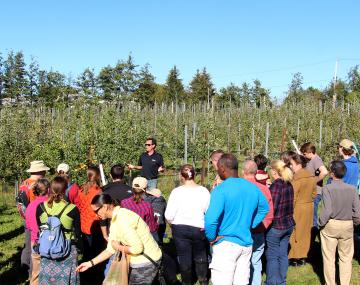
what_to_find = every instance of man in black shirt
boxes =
[100,164,132,240]
[128,137,165,190]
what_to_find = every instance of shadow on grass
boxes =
[0,226,23,241]
[0,247,28,285]
[308,239,325,285]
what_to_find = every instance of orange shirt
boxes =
[76,184,102,235]
[20,178,38,204]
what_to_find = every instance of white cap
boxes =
[57,163,70,173]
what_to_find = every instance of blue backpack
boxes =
[353,143,360,195]
[39,203,71,260]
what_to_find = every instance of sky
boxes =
[1,1,360,100]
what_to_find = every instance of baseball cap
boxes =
[339,139,353,149]
[57,163,70,173]
[132,177,147,191]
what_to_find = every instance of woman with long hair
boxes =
[76,194,162,285]
[76,165,103,260]
[288,152,317,266]
[165,164,210,285]
[36,176,81,285]
[264,160,295,285]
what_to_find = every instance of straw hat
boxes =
[26,160,50,173]
[146,188,162,198]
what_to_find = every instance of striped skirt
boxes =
[39,246,79,285]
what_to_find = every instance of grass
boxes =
[1,177,360,285]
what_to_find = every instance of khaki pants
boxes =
[30,252,40,285]
[320,219,354,285]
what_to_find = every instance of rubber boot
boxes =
[180,269,192,285]
[195,261,209,285]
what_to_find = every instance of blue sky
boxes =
[1,1,360,99]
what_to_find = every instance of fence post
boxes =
[251,127,255,153]
[184,125,188,164]
[319,119,323,149]
[15,180,19,199]
[296,119,300,142]
[265,122,269,157]
[238,123,241,156]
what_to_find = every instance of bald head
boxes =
[242,159,258,178]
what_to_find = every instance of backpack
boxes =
[38,203,71,260]
[16,179,34,219]
[353,143,360,194]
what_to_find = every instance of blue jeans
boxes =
[250,233,265,285]
[147,179,158,190]
[313,194,322,227]
[265,226,293,285]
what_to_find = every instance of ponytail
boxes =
[271,160,293,182]
[47,176,67,208]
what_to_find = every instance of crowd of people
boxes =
[16,137,360,285]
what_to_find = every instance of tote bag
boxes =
[103,248,129,285]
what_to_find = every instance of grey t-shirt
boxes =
[306,155,325,194]
[318,180,360,227]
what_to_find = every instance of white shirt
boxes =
[165,185,210,228]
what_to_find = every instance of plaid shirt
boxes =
[269,179,295,230]
[121,197,158,232]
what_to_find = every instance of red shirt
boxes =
[121,197,158,233]
[255,170,270,186]
[246,177,274,233]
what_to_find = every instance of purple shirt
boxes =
[121,197,158,232]
[25,195,48,243]
[269,179,295,230]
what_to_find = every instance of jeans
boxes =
[265,226,293,285]
[172,224,208,284]
[147,179,158,190]
[250,233,265,285]
[210,241,252,285]
[313,194,321,227]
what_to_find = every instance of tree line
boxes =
[0,50,359,107]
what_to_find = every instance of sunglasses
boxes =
[145,144,153,146]
[94,205,103,215]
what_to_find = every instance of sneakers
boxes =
[289,258,306,267]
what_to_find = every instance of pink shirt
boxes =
[246,177,274,232]
[25,195,48,243]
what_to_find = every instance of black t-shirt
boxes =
[102,181,132,205]
[100,181,133,227]
[138,152,164,180]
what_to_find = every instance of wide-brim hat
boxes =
[26,160,50,173]
[146,188,162,198]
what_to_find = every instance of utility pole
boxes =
[332,59,338,109]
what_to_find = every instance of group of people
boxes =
[16,137,360,285]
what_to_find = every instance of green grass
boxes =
[1,180,359,285]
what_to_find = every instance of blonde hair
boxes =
[271,160,293,182]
